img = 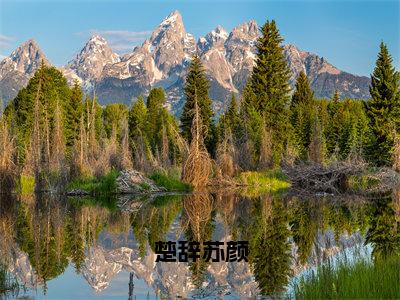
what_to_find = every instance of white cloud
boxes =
[0,54,6,60]
[0,34,15,48]
[79,30,152,53]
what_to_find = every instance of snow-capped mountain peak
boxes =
[159,10,182,27]
[66,34,120,82]
[198,25,228,54]
[0,39,49,79]
[0,11,371,112]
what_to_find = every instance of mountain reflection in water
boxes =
[0,189,398,299]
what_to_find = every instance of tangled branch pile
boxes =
[283,160,367,194]
[181,96,212,189]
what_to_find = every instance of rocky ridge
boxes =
[0,11,371,113]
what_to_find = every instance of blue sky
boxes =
[0,0,399,76]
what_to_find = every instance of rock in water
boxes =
[116,170,166,194]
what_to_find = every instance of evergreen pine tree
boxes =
[180,56,214,153]
[366,42,400,166]
[226,93,240,131]
[146,87,166,152]
[290,71,315,159]
[246,20,291,165]
[326,91,342,156]
[66,81,83,149]
[291,71,314,108]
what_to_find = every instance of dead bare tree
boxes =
[70,113,89,178]
[216,127,237,179]
[31,69,43,191]
[0,119,16,193]
[119,117,133,170]
[393,131,400,173]
[181,92,212,189]
[161,122,170,168]
[50,96,65,172]
[393,184,400,223]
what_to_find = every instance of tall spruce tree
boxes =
[325,90,342,156]
[246,20,291,165]
[366,42,400,166]
[290,71,315,159]
[66,81,83,149]
[180,55,214,153]
[146,87,166,152]
[226,93,240,133]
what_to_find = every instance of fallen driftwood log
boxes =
[283,161,367,194]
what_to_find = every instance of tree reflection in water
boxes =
[0,189,398,298]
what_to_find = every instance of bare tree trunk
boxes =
[0,120,16,192]
[120,117,133,170]
[393,131,400,173]
[32,70,43,191]
[50,96,65,171]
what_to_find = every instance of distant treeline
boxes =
[0,20,399,192]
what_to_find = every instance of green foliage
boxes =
[149,171,192,192]
[365,196,400,260]
[346,174,380,191]
[102,103,128,138]
[238,170,290,195]
[7,64,71,164]
[366,42,400,166]
[290,72,315,159]
[245,106,265,166]
[243,20,291,166]
[180,55,215,154]
[129,90,182,167]
[131,194,182,258]
[218,93,240,140]
[129,96,148,138]
[289,200,317,264]
[67,170,119,195]
[65,81,83,148]
[18,175,35,195]
[250,198,292,296]
[294,254,400,299]
[321,96,369,161]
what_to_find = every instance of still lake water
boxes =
[0,189,398,299]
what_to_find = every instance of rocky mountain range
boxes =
[0,10,371,115]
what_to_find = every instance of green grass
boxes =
[67,170,119,195]
[347,174,380,191]
[293,255,400,299]
[149,171,192,192]
[18,175,35,194]
[237,169,291,196]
